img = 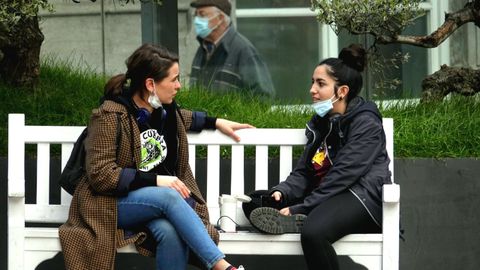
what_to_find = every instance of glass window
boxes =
[238,0,312,9]
[237,16,320,103]
[236,1,439,102]
[236,1,321,102]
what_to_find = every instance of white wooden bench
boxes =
[7,113,400,270]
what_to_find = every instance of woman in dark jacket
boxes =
[248,44,392,270]
[59,44,248,270]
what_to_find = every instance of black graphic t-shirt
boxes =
[137,103,178,176]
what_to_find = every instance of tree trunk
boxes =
[377,0,480,48]
[421,64,480,102]
[0,15,44,88]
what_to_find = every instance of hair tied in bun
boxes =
[338,44,367,72]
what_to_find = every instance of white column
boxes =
[428,0,450,74]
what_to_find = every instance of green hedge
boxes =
[0,61,478,158]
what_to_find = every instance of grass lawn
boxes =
[1,60,478,158]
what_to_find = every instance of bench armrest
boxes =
[8,178,25,198]
[382,183,400,203]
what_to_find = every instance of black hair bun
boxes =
[339,44,367,72]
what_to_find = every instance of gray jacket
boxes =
[272,97,391,226]
[190,26,275,97]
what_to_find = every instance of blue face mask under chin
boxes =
[312,95,339,117]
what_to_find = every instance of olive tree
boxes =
[0,0,162,89]
[311,0,480,101]
[0,1,52,88]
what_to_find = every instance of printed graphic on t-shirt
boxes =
[311,144,332,186]
[139,129,167,171]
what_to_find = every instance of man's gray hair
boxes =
[213,6,231,25]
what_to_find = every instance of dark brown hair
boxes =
[318,44,367,101]
[104,43,179,98]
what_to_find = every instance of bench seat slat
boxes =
[24,228,382,255]
[25,205,69,223]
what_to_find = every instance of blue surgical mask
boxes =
[312,95,339,117]
[194,15,220,38]
[147,80,162,109]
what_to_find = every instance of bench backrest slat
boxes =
[188,145,196,178]
[231,145,244,195]
[37,143,51,205]
[255,146,269,190]
[188,129,306,145]
[60,144,74,205]
[8,114,26,198]
[383,118,394,183]
[23,126,85,143]
[206,145,221,208]
[279,146,294,183]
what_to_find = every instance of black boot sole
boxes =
[249,207,306,234]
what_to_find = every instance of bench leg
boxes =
[382,184,400,270]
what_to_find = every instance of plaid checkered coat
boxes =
[59,100,219,270]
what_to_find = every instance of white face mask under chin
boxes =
[148,83,163,109]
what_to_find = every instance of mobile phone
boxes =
[184,197,196,209]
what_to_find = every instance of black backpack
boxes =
[59,114,122,195]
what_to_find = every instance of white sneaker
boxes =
[227,265,245,270]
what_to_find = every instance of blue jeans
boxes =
[117,186,224,270]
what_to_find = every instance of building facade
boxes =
[39,0,478,102]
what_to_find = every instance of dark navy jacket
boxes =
[190,26,275,97]
[272,97,391,226]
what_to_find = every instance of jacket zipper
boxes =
[305,123,316,143]
[348,188,381,227]
[306,121,334,164]
[324,122,333,165]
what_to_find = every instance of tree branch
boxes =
[375,0,480,48]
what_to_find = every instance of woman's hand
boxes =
[271,191,282,202]
[279,207,291,216]
[156,175,191,199]
[215,118,255,142]
[272,192,290,215]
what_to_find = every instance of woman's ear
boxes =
[338,85,350,100]
[144,78,155,92]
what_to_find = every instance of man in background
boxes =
[189,0,275,98]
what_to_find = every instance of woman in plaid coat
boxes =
[59,44,249,270]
